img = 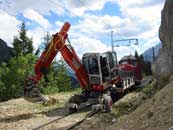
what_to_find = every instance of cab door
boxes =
[100,53,111,83]
[83,54,102,85]
[108,51,118,78]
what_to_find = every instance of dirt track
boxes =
[0,93,73,130]
[0,78,173,130]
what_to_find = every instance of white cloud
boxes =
[0,10,21,46]
[71,36,110,58]
[26,21,68,52]
[1,0,65,16]
[0,0,165,59]
[64,0,115,16]
[120,0,164,8]
[23,8,50,29]
[114,46,133,60]
[70,14,129,40]
[60,0,164,58]
[114,0,165,52]
[55,21,64,29]
[144,37,160,48]
[27,27,45,50]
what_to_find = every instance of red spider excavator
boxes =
[24,22,141,112]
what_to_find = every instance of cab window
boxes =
[88,57,99,75]
[109,52,117,69]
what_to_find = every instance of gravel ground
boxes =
[1,77,172,130]
[0,93,73,130]
[74,79,173,130]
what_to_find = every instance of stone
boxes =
[153,0,173,85]
[159,0,173,50]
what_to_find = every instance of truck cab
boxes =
[119,55,142,84]
[82,51,118,90]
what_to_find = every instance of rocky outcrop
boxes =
[153,0,173,86]
[159,0,173,50]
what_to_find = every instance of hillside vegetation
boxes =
[0,22,76,102]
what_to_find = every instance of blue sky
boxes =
[0,0,164,60]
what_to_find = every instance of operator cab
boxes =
[82,51,117,87]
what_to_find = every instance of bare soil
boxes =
[74,79,173,130]
[108,79,173,130]
[1,78,173,130]
[0,92,75,130]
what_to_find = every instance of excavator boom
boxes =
[60,45,89,89]
[34,22,70,81]
[24,22,89,102]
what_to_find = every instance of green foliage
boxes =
[43,32,51,49]
[0,22,77,101]
[41,58,74,94]
[0,55,75,101]
[0,54,36,101]
[55,58,72,92]
[140,85,158,98]
[139,55,152,76]
[0,21,36,101]
[134,50,152,76]
[12,22,34,56]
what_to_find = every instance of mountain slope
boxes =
[142,43,162,62]
[0,39,13,62]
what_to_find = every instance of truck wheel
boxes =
[68,94,87,104]
[103,95,112,112]
[110,88,118,102]
[68,103,78,113]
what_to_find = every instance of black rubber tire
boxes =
[110,88,118,102]
[103,95,112,112]
[68,94,87,104]
[69,105,78,114]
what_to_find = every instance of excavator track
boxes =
[66,110,100,130]
[30,101,98,130]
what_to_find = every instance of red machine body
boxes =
[119,55,142,84]
[33,22,89,89]
[34,22,70,81]
[24,22,142,107]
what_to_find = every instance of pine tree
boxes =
[40,57,72,93]
[12,22,33,56]
[0,54,36,101]
[44,32,51,49]
[35,32,51,56]
[41,32,51,50]
[134,50,139,60]
[56,58,71,92]
[139,55,152,76]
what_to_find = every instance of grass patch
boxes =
[136,80,158,98]
[58,87,82,95]
[12,89,82,114]
[113,102,137,116]
[31,88,82,112]
[112,79,158,118]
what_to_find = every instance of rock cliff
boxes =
[153,0,173,86]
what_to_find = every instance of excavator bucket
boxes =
[24,76,58,106]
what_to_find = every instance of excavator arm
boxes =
[24,22,89,103]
